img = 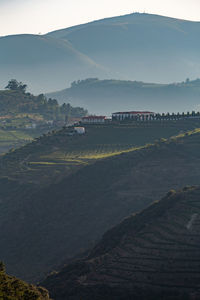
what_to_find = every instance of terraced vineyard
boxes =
[2,119,200,185]
[42,187,200,300]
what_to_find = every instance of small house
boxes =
[74,127,85,135]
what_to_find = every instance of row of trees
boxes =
[3,80,87,120]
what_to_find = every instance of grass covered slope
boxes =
[1,119,200,185]
[1,125,200,282]
[42,186,200,300]
[0,263,50,300]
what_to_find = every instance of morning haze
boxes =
[0,0,200,36]
[1,1,200,300]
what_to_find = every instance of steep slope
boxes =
[0,262,50,300]
[47,13,200,84]
[42,186,200,300]
[1,128,200,282]
[0,34,106,92]
[47,78,200,114]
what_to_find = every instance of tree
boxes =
[0,261,5,272]
[5,79,27,93]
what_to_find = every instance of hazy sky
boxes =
[1,0,200,36]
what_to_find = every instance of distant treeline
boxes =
[1,79,87,120]
[112,111,200,122]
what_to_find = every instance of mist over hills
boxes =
[1,13,200,93]
[0,34,106,92]
[42,186,200,300]
[47,78,200,115]
[47,13,200,83]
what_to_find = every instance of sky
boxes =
[1,0,200,36]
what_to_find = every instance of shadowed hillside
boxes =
[42,186,200,300]
[1,126,200,282]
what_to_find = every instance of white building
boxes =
[82,116,106,123]
[74,127,85,135]
[112,111,155,121]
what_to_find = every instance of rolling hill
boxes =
[1,121,200,281]
[47,13,200,85]
[0,34,106,93]
[2,13,200,93]
[42,186,200,300]
[47,78,200,115]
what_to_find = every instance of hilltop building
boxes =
[82,116,106,123]
[112,111,155,121]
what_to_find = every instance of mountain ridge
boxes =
[2,13,200,93]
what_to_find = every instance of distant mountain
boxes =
[0,34,106,93]
[1,124,200,282]
[42,186,200,300]
[47,78,200,115]
[47,13,200,84]
[2,13,200,93]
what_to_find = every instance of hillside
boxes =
[0,262,50,300]
[2,13,200,93]
[1,122,200,281]
[0,85,87,153]
[42,186,200,300]
[47,78,200,114]
[1,119,200,185]
[0,83,87,120]
[46,13,200,85]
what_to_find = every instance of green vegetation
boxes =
[0,80,87,153]
[0,262,50,300]
[1,80,87,120]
